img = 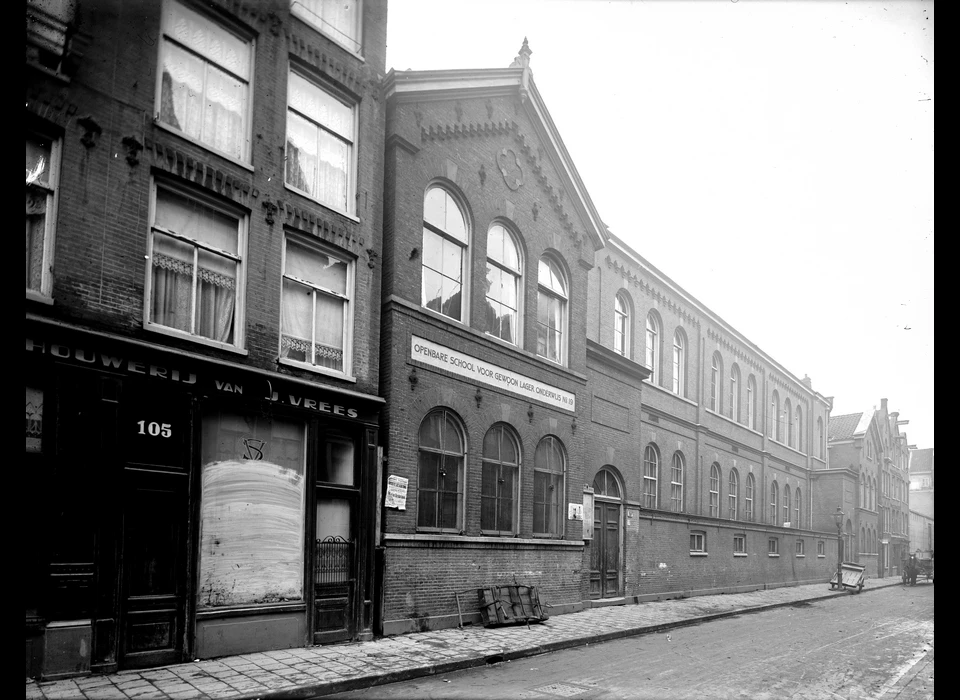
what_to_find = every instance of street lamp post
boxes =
[833,506,844,588]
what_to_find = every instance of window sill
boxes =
[26,289,54,305]
[153,120,254,172]
[26,59,71,84]
[690,551,708,557]
[817,554,826,558]
[144,322,248,356]
[639,378,699,407]
[768,553,780,558]
[284,184,360,224]
[278,357,356,383]
[733,552,748,557]
[795,554,805,558]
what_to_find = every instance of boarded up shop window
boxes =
[199,410,306,608]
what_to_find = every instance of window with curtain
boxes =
[729,364,740,421]
[537,256,567,365]
[642,444,659,509]
[728,469,739,520]
[286,70,356,214]
[672,330,686,396]
[290,0,362,53]
[147,183,243,346]
[417,409,465,532]
[770,480,779,524]
[158,0,252,161]
[670,452,683,512]
[614,292,630,356]
[422,186,468,321]
[710,352,723,413]
[645,313,660,385]
[709,463,721,517]
[485,224,522,344]
[745,472,755,521]
[280,236,353,374]
[533,436,565,536]
[481,424,520,535]
[26,130,59,298]
[747,375,757,430]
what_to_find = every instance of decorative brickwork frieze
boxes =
[706,327,763,372]
[605,256,700,328]
[280,202,364,254]
[144,137,252,207]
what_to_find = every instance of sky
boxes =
[384,0,934,450]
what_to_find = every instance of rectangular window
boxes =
[291,0,362,54]
[796,539,805,556]
[199,410,306,608]
[733,534,746,554]
[280,235,354,375]
[690,531,705,553]
[157,0,253,162]
[146,182,245,348]
[26,130,60,298]
[768,537,779,556]
[817,540,825,557]
[286,69,357,215]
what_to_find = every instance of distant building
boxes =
[908,447,934,553]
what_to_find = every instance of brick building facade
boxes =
[26,0,388,679]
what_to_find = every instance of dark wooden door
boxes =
[590,501,621,598]
[119,470,187,669]
[313,494,356,644]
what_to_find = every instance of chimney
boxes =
[801,375,812,389]
[881,398,888,412]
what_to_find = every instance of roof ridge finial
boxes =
[510,38,533,103]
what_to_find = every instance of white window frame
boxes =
[710,352,723,413]
[285,66,358,217]
[143,179,247,352]
[670,452,684,513]
[485,223,523,346]
[536,256,568,366]
[672,330,686,396]
[768,537,780,556]
[26,128,61,301]
[421,185,469,323]
[690,531,706,554]
[642,444,659,509]
[733,534,746,555]
[728,469,739,520]
[290,0,363,55]
[614,292,630,357]
[709,463,721,518]
[645,313,660,385]
[155,0,254,164]
[795,488,801,528]
[278,233,355,379]
[745,473,755,521]
[747,375,757,430]
[795,539,805,557]
[729,364,740,422]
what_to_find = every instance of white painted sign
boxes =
[410,336,576,412]
[384,475,408,510]
[568,503,584,521]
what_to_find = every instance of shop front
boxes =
[25,322,381,679]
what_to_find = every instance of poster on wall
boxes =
[385,475,408,510]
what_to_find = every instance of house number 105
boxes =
[137,421,172,438]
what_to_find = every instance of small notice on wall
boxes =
[568,503,584,521]
[385,475,408,510]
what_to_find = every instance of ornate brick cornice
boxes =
[768,371,807,405]
[605,256,700,328]
[706,327,763,373]
[286,28,369,98]
[144,137,252,207]
[280,202,364,254]
[420,119,517,141]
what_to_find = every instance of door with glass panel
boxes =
[313,430,359,644]
[590,469,622,599]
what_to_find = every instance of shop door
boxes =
[590,501,621,598]
[119,470,187,669]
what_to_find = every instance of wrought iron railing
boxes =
[315,536,353,585]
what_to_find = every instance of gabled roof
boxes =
[829,413,863,441]
[910,448,934,474]
[382,41,607,252]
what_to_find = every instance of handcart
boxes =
[902,551,933,585]
[829,561,865,593]
[455,584,549,629]
[917,552,934,583]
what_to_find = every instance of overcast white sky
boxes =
[385,0,934,449]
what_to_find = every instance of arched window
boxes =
[593,468,622,498]
[783,484,791,525]
[417,408,465,531]
[784,398,793,447]
[770,480,779,524]
[795,487,802,528]
[860,474,865,508]
[670,451,684,512]
[537,256,568,365]
[533,436,566,536]
[795,405,803,453]
[614,291,630,356]
[422,186,468,321]
[709,463,721,518]
[745,473,756,521]
[711,352,723,413]
[642,444,659,509]
[771,390,781,441]
[728,469,739,520]
[645,313,661,385]
[481,424,520,534]
[729,364,740,422]
[747,375,757,430]
[817,417,825,459]
[485,224,522,344]
[672,329,686,396]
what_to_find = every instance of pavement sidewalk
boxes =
[26,578,904,700]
